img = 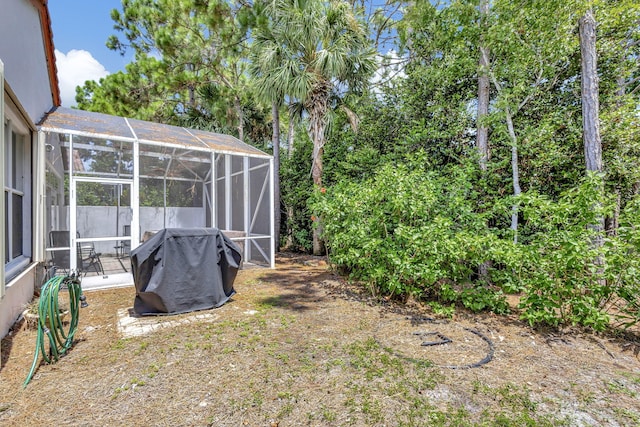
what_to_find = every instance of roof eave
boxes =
[31,0,61,107]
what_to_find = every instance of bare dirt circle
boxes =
[375,315,495,369]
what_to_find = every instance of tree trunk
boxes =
[234,95,244,141]
[188,85,196,108]
[476,0,490,172]
[477,0,491,280]
[285,206,294,249]
[605,190,620,237]
[311,134,325,255]
[616,75,626,100]
[284,105,295,250]
[505,107,522,243]
[579,9,603,174]
[579,8,605,272]
[272,101,281,251]
[308,86,329,256]
[287,101,295,158]
[309,115,326,189]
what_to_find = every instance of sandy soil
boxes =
[1,253,639,426]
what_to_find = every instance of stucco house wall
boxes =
[0,0,58,121]
[0,0,58,342]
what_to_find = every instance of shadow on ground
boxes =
[254,266,331,311]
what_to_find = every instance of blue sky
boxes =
[49,1,132,106]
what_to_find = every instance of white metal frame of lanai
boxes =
[38,107,275,290]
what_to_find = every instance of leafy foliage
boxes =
[602,196,640,329]
[314,164,640,329]
[312,155,510,313]
[280,131,315,252]
[80,0,257,138]
[249,0,377,254]
[515,175,612,329]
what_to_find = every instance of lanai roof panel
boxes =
[127,117,205,148]
[189,129,265,156]
[38,106,269,157]
[38,106,132,138]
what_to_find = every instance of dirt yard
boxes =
[1,253,640,426]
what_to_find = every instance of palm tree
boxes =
[250,0,376,254]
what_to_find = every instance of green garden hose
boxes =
[23,274,87,387]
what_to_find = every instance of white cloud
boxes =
[55,49,109,107]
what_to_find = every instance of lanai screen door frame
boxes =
[69,176,136,288]
[66,129,138,289]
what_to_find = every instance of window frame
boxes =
[0,60,4,296]
[3,87,33,284]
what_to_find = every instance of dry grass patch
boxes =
[1,253,640,426]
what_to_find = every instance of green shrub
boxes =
[314,161,640,330]
[311,157,640,330]
[312,156,509,313]
[515,174,613,330]
[602,196,640,328]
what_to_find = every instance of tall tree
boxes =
[286,101,297,158]
[249,1,288,250]
[579,7,603,174]
[484,0,578,240]
[397,0,479,168]
[597,0,640,232]
[579,5,605,254]
[271,101,282,248]
[476,0,490,172]
[76,64,170,121]
[80,0,254,138]
[250,0,376,254]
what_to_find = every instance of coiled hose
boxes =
[23,274,87,387]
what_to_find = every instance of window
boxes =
[4,99,32,282]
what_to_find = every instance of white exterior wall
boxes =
[0,0,54,123]
[0,266,37,339]
[139,207,206,235]
[1,0,56,340]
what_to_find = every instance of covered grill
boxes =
[131,228,242,315]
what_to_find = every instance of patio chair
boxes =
[49,231,104,276]
[114,225,131,272]
[49,231,71,274]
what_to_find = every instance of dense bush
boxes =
[280,134,315,252]
[517,177,639,330]
[603,196,640,329]
[313,160,640,330]
[312,156,511,314]
[514,175,613,329]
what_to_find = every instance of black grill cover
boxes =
[131,228,242,315]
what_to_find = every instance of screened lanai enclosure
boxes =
[38,107,274,290]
